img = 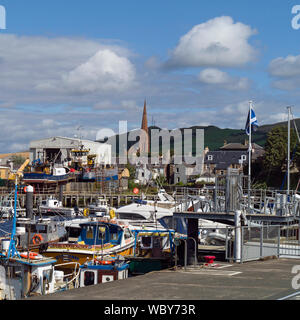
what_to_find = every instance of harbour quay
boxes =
[27,258,300,300]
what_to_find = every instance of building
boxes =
[0,152,30,169]
[0,166,10,180]
[204,150,248,176]
[29,136,112,167]
[135,164,152,185]
[220,141,265,161]
[201,141,265,177]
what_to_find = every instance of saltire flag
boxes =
[245,107,258,136]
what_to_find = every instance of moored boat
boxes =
[79,256,129,287]
[43,219,135,268]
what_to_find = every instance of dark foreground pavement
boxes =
[28,258,300,300]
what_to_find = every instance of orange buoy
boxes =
[32,234,44,245]
[20,252,39,260]
[95,259,113,265]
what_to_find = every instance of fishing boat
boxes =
[126,228,176,275]
[87,196,111,217]
[39,196,78,217]
[79,256,129,287]
[0,188,78,299]
[43,219,135,268]
[0,246,58,299]
[0,197,26,219]
[22,167,73,184]
[15,218,68,252]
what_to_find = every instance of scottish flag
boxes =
[245,107,258,136]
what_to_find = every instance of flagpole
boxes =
[248,101,252,213]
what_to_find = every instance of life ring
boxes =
[95,259,113,265]
[32,234,44,245]
[83,208,90,217]
[20,252,38,260]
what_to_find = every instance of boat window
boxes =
[37,225,47,233]
[86,226,94,239]
[41,201,47,206]
[124,228,132,240]
[84,271,95,286]
[54,202,58,206]
[110,232,119,241]
[98,227,106,240]
[30,225,37,233]
[118,213,147,220]
[141,237,152,249]
[11,266,22,279]
[43,269,53,284]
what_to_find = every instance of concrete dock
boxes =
[28,258,300,301]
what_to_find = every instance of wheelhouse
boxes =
[77,222,133,246]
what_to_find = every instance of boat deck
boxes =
[27,257,300,300]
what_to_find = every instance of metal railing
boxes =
[225,224,300,263]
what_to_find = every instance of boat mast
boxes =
[7,175,20,258]
[248,101,252,213]
[287,106,291,196]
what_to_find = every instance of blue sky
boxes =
[0,0,299,152]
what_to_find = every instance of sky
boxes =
[0,0,300,152]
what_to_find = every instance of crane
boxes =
[8,158,30,181]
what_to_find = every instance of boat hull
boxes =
[44,243,134,268]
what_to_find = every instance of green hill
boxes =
[103,118,300,154]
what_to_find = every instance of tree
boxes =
[263,126,300,172]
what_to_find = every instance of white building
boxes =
[29,136,111,166]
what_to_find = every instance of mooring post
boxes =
[187,218,198,266]
[25,185,34,219]
[234,210,242,263]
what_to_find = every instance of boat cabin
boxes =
[0,198,26,219]
[79,259,129,287]
[78,221,133,247]
[0,255,57,299]
[16,218,67,250]
[39,197,77,217]
[41,197,62,208]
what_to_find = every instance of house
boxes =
[204,150,248,176]
[220,141,265,161]
[170,156,204,185]
[201,140,265,177]
[135,164,152,185]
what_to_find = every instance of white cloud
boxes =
[198,68,250,90]
[0,34,136,101]
[165,16,258,69]
[269,55,300,78]
[268,55,300,91]
[62,49,137,94]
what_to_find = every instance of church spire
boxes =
[140,99,150,154]
[141,99,148,134]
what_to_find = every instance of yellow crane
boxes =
[8,158,30,180]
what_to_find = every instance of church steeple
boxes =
[141,100,148,134]
[140,100,150,154]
